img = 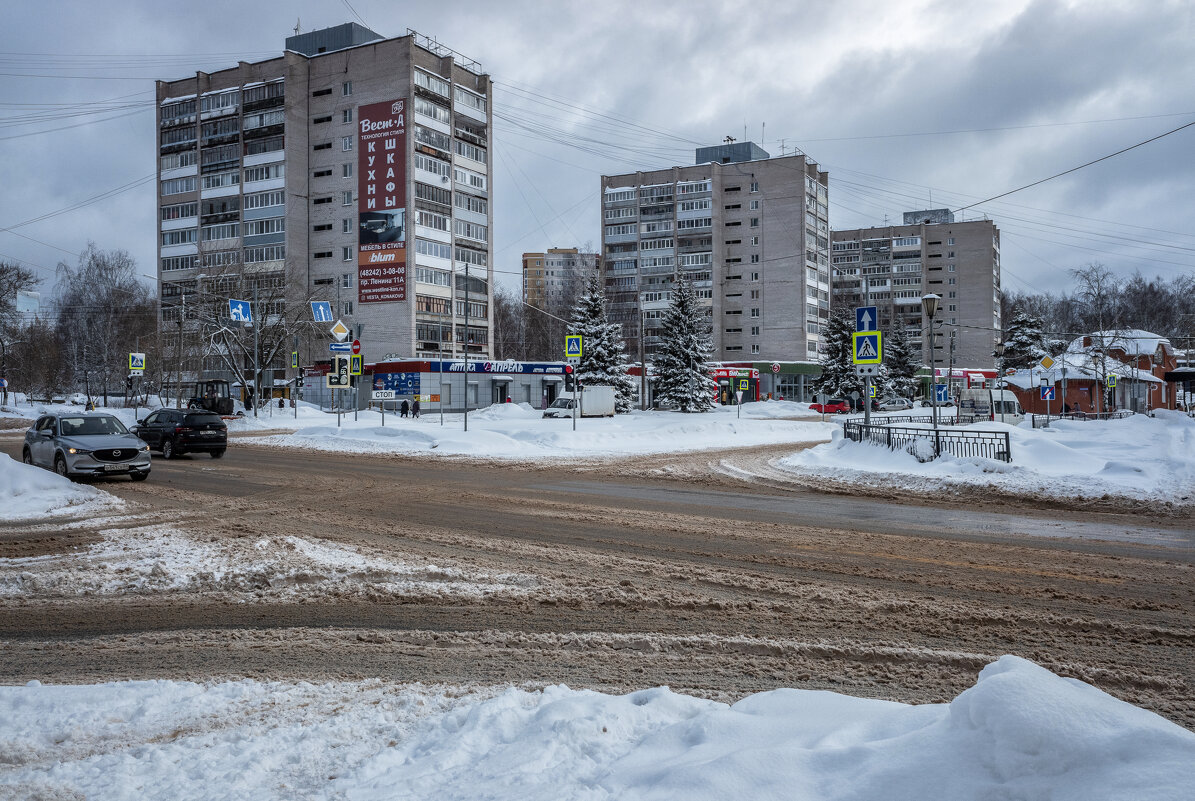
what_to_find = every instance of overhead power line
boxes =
[953,119,1195,213]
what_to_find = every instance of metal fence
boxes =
[1030,409,1134,428]
[843,413,985,426]
[843,421,1012,463]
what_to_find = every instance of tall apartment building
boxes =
[601,143,830,361]
[521,247,599,309]
[155,23,494,388]
[830,209,1001,368]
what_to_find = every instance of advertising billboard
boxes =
[357,99,407,303]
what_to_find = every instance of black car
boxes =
[132,409,228,459]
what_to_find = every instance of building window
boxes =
[341,273,352,288]
[313,196,332,205]
[314,142,332,151]
[750,290,760,299]
[750,308,760,318]
[750,236,759,246]
[343,300,354,314]
[342,218,352,233]
[341,136,352,152]
[313,223,332,232]
[948,264,956,271]
[342,108,353,124]
[312,88,332,97]
[313,115,332,125]
[749,217,759,228]
[342,163,353,178]
[751,344,760,354]
[453,86,486,113]
[948,237,955,245]
[342,191,354,205]
[314,251,332,259]
[750,200,760,210]
[948,304,957,312]
[751,272,759,281]
[750,181,759,192]
[343,247,353,261]
[750,254,760,263]
[342,81,353,96]
[313,169,332,178]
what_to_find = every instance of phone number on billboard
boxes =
[359,267,405,277]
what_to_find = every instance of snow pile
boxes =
[0,524,538,601]
[1,656,1191,800]
[241,406,835,460]
[0,453,124,521]
[776,411,1195,504]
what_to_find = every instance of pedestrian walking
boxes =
[400,399,409,418]
[412,398,421,418]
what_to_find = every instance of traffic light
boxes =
[564,364,575,392]
[326,356,350,387]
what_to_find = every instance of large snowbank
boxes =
[0,453,124,521]
[1,656,1190,800]
[775,410,1195,504]
[238,403,836,460]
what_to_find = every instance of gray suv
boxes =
[23,412,151,481]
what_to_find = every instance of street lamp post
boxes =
[921,293,941,432]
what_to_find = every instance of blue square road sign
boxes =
[935,384,949,403]
[855,306,878,333]
[311,301,333,322]
[229,298,252,322]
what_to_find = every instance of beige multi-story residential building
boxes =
[521,247,599,309]
[155,23,494,387]
[601,143,830,361]
[830,209,1001,369]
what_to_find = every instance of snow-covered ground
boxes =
[0,453,125,521]
[772,410,1195,506]
[1,655,1191,801]
[232,400,835,460]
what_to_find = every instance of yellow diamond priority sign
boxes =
[1039,355,1055,370]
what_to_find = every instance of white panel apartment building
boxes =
[601,143,830,361]
[830,209,1001,368]
[155,23,494,387]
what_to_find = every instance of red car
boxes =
[810,397,851,414]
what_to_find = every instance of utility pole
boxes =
[252,283,260,419]
[463,264,469,432]
[639,309,647,410]
[175,293,185,409]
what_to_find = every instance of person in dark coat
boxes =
[400,399,409,417]
[412,398,421,418]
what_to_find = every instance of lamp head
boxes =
[921,293,941,318]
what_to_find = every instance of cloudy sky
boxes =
[1,0,1193,304]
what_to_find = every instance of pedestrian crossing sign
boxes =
[739,379,749,391]
[349,354,363,376]
[851,331,882,365]
[564,334,583,359]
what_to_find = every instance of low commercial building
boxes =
[302,358,573,411]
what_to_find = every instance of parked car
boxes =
[959,388,1025,425]
[919,397,955,408]
[810,397,851,414]
[67,392,89,406]
[22,412,150,481]
[878,397,913,411]
[851,397,881,412]
[131,409,228,459]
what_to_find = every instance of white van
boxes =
[959,388,1025,425]
[542,386,616,418]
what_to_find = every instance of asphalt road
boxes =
[2,436,1193,727]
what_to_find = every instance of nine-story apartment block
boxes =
[830,209,1001,369]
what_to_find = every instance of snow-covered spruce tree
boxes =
[999,308,1049,371]
[651,274,715,412]
[883,323,919,399]
[568,271,636,412]
[811,307,864,399]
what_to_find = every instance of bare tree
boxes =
[53,245,156,406]
[1071,263,1123,413]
